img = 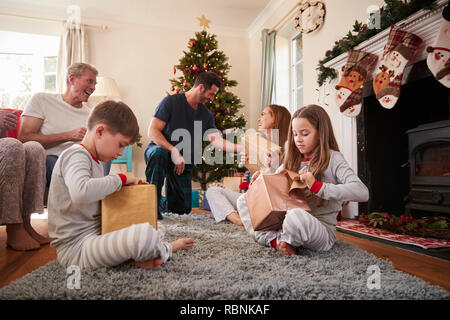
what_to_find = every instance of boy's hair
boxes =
[88,100,140,144]
[283,104,339,182]
[66,62,98,85]
[266,104,291,151]
[193,71,222,90]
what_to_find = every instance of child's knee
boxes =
[206,186,222,199]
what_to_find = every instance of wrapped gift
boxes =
[223,176,242,192]
[192,190,200,207]
[101,184,157,235]
[242,133,281,174]
[244,170,310,231]
[203,191,211,211]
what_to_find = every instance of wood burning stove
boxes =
[405,120,450,214]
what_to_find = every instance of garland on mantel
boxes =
[317,0,437,86]
[359,212,450,240]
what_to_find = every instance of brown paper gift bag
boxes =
[244,170,311,231]
[242,133,281,174]
[223,176,242,192]
[101,184,158,235]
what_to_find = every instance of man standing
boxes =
[146,72,243,219]
[19,62,110,186]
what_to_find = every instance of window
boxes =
[0,31,59,110]
[291,34,303,112]
[275,21,303,114]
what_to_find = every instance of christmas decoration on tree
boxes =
[169,19,247,190]
[317,0,436,86]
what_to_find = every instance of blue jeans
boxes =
[46,155,111,187]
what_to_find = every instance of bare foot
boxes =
[23,219,52,245]
[226,212,243,226]
[6,223,40,251]
[129,257,163,269]
[170,238,194,253]
[277,241,296,256]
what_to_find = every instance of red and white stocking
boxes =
[335,50,378,117]
[426,5,450,88]
[373,26,423,109]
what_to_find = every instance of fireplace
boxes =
[323,0,449,218]
[405,120,450,213]
[356,60,450,217]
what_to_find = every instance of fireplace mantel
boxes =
[324,0,447,78]
[322,0,448,218]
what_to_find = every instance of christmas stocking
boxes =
[335,49,378,117]
[373,26,423,109]
[426,4,450,88]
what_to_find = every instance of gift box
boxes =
[223,176,242,193]
[242,133,281,174]
[101,184,158,235]
[192,190,200,207]
[203,191,211,211]
[244,170,310,231]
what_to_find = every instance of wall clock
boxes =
[295,1,326,34]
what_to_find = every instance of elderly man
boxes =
[19,62,110,186]
[145,71,243,219]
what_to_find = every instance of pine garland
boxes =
[317,0,437,86]
[359,212,450,240]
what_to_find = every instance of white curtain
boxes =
[260,29,276,112]
[56,22,87,93]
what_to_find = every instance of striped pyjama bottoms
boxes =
[237,194,334,252]
[56,222,172,269]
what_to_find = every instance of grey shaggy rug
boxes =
[0,213,448,300]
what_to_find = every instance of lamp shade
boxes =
[91,77,121,99]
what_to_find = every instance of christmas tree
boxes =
[169,28,247,190]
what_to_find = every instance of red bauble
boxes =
[190,40,196,47]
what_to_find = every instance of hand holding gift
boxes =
[299,171,316,189]
[123,172,148,185]
[245,170,310,231]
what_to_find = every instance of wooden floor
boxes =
[1,214,449,293]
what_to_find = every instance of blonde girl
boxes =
[237,105,369,255]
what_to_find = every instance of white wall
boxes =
[0,14,250,180]
[1,0,389,178]
[249,0,385,149]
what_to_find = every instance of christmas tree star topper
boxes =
[197,14,211,30]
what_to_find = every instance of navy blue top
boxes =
[150,93,218,165]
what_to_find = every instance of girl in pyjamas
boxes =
[206,104,291,226]
[237,104,369,255]
[48,100,194,270]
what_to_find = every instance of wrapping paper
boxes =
[245,170,310,231]
[242,134,281,174]
[101,184,157,234]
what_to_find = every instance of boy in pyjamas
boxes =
[48,100,194,269]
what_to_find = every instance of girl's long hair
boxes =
[283,104,339,182]
[266,104,291,151]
